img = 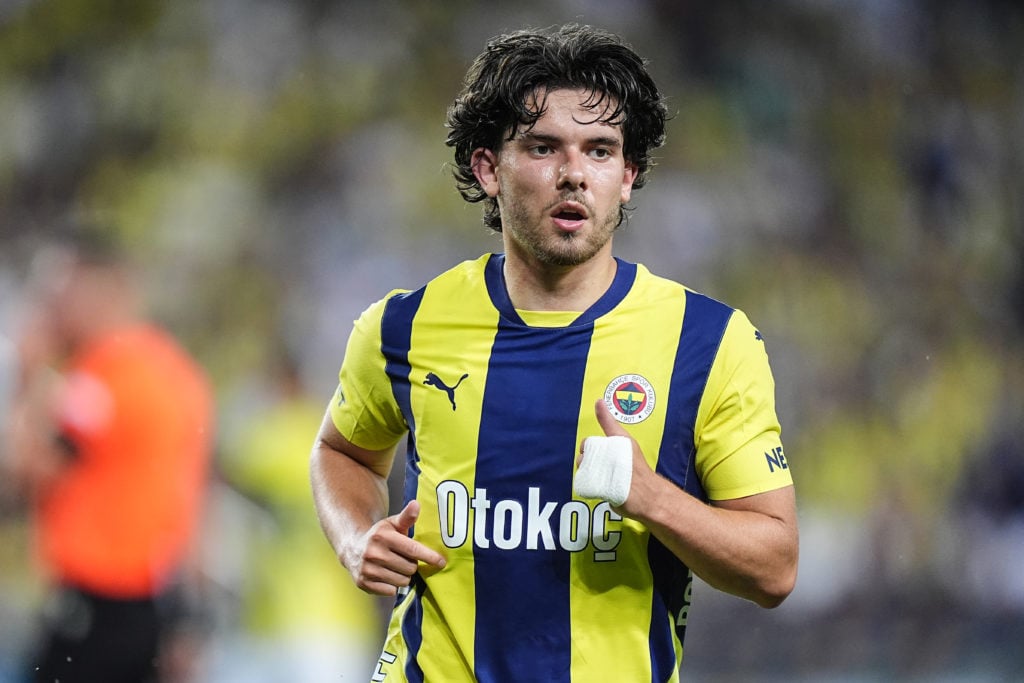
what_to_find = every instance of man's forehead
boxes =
[517,87,625,135]
[525,86,621,114]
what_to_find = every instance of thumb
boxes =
[392,499,421,535]
[594,399,629,438]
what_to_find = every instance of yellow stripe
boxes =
[404,258,498,680]
[377,596,414,682]
[569,269,688,680]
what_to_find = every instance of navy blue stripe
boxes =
[380,289,426,523]
[657,290,732,496]
[472,304,596,682]
[648,289,733,680]
[647,541,678,682]
[483,254,522,324]
[381,289,424,435]
[399,577,426,683]
[379,288,425,679]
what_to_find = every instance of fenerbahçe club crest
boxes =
[603,374,656,424]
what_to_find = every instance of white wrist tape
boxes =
[573,436,633,506]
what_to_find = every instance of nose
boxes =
[557,151,587,190]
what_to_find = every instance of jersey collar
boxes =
[483,253,637,327]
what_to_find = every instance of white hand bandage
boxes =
[573,436,633,506]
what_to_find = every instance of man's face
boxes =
[473,88,638,268]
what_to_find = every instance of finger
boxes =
[393,534,447,569]
[355,579,397,597]
[357,574,406,597]
[356,535,445,594]
[595,399,629,438]
[385,504,447,569]
[356,568,406,594]
[363,538,421,575]
[392,499,421,535]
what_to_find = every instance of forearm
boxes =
[309,440,390,570]
[627,475,798,608]
[309,420,446,595]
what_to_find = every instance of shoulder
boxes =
[628,262,735,316]
[421,254,494,295]
[350,255,494,345]
[374,255,493,308]
[629,265,772,376]
[626,261,687,297]
[82,325,203,380]
[377,254,496,324]
[717,308,771,367]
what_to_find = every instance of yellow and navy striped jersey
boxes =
[331,253,792,683]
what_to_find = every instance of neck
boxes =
[501,247,617,312]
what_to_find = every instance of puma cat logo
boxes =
[424,372,469,411]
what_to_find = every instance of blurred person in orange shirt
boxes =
[4,229,214,683]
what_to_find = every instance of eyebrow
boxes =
[516,131,623,148]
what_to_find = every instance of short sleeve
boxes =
[694,310,792,500]
[329,294,409,451]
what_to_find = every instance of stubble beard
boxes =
[503,197,621,267]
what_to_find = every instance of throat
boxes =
[502,253,617,313]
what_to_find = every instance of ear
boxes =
[471,148,500,198]
[620,161,639,204]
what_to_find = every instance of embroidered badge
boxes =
[603,374,656,424]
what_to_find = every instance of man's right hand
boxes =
[346,499,447,596]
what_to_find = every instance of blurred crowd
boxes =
[1,0,1022,680]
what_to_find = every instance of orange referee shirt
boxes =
[37,324,213,599]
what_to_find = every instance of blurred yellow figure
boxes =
[218,358,383,682]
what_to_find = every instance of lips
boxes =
[550,201,589,230]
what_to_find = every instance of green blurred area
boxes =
[1,0,1022,680]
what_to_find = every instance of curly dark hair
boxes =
[446,24,668,231]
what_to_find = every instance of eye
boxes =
[530,144,553,156]
[590,148,612,160]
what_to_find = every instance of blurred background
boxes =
[0,0,1022,681]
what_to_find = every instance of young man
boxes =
[311,24,798,682]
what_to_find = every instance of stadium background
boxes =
[0,0,1022,680]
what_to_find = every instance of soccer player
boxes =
[310,24,798,682]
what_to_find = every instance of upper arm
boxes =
[714,484,800,573]
[309,406,397,560]
[712,484,797,529]
[711,484,799,605]
[314,408,397,480]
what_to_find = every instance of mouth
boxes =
[550,201,589,230]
